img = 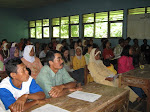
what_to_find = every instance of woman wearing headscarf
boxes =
[88,48,138,103]
[56,44,63,51]
[21,45,43,79]
[72,47,86,85]
[73,47,86,70]
[4,47,20,64]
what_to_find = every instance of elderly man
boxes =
[36,50,77,98]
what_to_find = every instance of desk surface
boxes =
[27,82,129,112]
[122,64,150,79]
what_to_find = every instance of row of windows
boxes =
[29,6,150,39]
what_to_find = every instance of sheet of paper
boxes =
[31,104,70,112]
[68,91,101,102]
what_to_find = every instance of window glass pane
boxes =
[109,10,123,21]
[83,13,94,23]
[71,25,79,37]
[70,15,79,24]
[43,27,49,38]
[30,28,35,38]
[43,19,49,26]
[29,21,35,27]
[95,22,107,38]
[128,8,145,15]
[61,25,69,38]
[84,24,94,37]
[147,7,150,13]
[110,22,122,37]
[61,17,69,25]
[96,12,108,22]
[36,27,42,39]
[53,26,59,37]
[36,20,42,27]
[52,18,60,25]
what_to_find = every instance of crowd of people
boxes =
[0,37,149,111]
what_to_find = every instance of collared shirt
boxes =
[36,65,74,98]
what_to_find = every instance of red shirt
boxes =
[102,48,114,59]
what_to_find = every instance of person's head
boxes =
[127,37,131,43]
[119,38,124,47]
[89,48,101,64]
[83,44,93,55]
[56,44,63,51]
[61,46,70,63]
[5,58,29,81]
[133,38,138,45]
[10,47,19,58]
[2,39,7,45]
[103,40,110,49]
[124,39,129,46]
[121,45,133,57]
[89,39,93,45]
[77,39,82,47]
[82,39,87,47]
[23,45,35,63]
[103,59,111,67]
[74,42,78,49]
[143,39,147,44]
[75,47,82,56]
[2,43,8,50]
[35,42,40,48]
[61,39,67,46]
[46,50,64,70]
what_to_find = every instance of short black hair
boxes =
[46,50,61,66]
[119,38,124,44]
[103,59,111,67]
[121,45,132,57]
[5,58,22,78]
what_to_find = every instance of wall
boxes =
[0,8,28,42]
[22,0,150,47]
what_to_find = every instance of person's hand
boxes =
[105,77,114,81]
[11,94,28,112]
[49,85,64,97]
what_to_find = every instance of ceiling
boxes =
[0,0,68,9]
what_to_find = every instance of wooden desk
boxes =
[120,64,150,112]
[26,83,129,112]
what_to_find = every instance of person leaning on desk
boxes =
[0,58,46,112]
[36,50,81,98]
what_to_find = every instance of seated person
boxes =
[36,50,77,98]
[0,58,46,112]
[21,45,43,79]
[103,59,117,75]
[72,47,86,84]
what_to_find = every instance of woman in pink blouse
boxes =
[21,45,43,79]
[118,45,145,100]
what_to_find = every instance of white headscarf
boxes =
[89,48,101,65]
[3,43,8,50]
[75,46,83,59]
[56,44,63,51]
[23,45,35,63]
[82,39,86,47]
[11,42,17,48]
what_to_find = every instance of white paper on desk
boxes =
[68,91,101,102]
[31,104,70,112]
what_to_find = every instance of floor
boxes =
[129,100,147,112]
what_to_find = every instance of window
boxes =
[29,19,50,39]
[83,13,94,37]
[52,15,79,38]
[128,8,145,15]
[83,10,123,38]
[109,10,123,38]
